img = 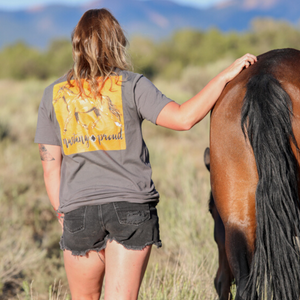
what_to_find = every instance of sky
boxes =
[0,0,225,11]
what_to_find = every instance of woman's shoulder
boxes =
[117,69,143,83]
[117,70,158,92]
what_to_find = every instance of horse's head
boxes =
[53,85,77,105]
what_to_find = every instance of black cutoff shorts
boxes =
[59,201,162,256]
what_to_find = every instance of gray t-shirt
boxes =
[35,70,173,213]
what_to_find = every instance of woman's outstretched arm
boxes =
[156,53,257,130]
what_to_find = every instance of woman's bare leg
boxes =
[104,240,152,300]
[63,241,152,300]
[63,249,105,300]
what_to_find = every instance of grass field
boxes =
[0,73,222,299]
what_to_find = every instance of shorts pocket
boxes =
[113,202,151,226]
[64,206,87,233]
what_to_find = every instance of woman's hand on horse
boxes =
[157,53,256,131]
[221,53,257,83]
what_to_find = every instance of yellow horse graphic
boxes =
[53,85,122,134]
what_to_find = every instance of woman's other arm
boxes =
[39,144,62,219]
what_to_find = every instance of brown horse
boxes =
[208,48,300,300]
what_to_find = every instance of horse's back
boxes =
[210,48,300,227]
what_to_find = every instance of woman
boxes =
[35,8,256,300]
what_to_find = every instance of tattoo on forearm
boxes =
[39,144,55,161]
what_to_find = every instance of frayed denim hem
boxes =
[104,236,162,251]
[59,236,162,256]
[59,236,107,256]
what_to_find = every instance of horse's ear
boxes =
[204,147,210,172]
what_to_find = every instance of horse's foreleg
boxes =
[63,111,74,133]
[63,109,88,132]
[74,111,89,129]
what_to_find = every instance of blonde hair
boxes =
[67,9,131,98]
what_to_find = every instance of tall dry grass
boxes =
[0,59,232,299]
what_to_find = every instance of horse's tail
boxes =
[241,73,300,300]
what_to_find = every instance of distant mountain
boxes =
[205,0,300,31]
[0,0,299,49]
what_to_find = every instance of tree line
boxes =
[1,18,300,81]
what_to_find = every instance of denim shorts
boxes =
[59,201,162,256]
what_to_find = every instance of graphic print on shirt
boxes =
[53,76,126,155]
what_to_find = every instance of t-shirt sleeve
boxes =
[34,88,60,145]
[134,76,174,124]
